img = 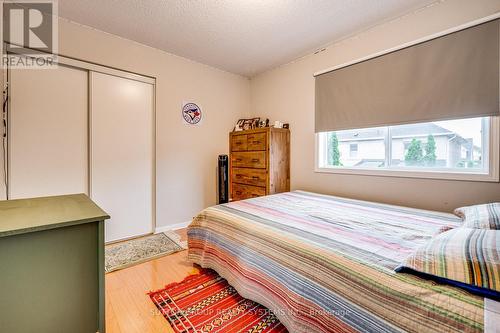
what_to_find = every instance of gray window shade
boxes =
[315,19,500,133]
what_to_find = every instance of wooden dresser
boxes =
[230,127,290,201]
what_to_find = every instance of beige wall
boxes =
[2,0,500,222]
[250,0,500,212]
[0,18,250,228]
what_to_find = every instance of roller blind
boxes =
[315,19,500,133]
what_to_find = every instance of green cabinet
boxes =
[0,194,109,333]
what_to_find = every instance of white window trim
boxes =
[314,117,500,182]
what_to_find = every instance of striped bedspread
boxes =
[187,191,486,332]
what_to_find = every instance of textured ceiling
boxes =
[58,0,438,77]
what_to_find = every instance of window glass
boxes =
[390,118,484,170]
[322,127,386,168]
[318,117,488,174]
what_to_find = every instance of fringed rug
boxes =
[148,269,288,333]
[105,232,187,273]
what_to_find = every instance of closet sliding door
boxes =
[90,72,154,242]
[9,65,89,199]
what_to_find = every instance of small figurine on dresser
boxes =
[258,118,269,128]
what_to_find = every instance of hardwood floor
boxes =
[105,229,197,333]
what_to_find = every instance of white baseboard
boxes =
[155,221,191,234]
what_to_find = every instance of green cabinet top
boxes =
[0,194,109,238]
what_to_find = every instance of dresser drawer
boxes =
[231,135,247,151]
[231,152,266,168]
[231,168,267,187]
[232,183,266,200]
[247,133,266,150]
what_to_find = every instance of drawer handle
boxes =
[235,191,242,195]
[235,142,242,145]
[236,174,243,178]
[236,158,243,162]
[252,141,260,144]
[252,176,260,179]
[251,159,259,162]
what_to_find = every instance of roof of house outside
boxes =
[336,123,453,141]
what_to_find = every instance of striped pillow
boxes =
[454,203,500,229]
[396,228,500,297]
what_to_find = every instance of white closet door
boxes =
[91,72,154,242]
[9,65,88,199]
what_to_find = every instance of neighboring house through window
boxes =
[349,143,358,158]
[316,117,498,181]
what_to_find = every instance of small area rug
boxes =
[148,269,288,333]
[105,231,187,273]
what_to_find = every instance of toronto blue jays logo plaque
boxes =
[182,102,202,125]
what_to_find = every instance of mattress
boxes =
[187,191,490,332]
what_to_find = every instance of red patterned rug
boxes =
[148,269,288,333]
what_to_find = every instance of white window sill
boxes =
[314,166,499,182]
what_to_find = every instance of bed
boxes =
[187,191,499,332]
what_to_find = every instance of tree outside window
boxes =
[423,135,437,166]
[404,135,437,166]
[327,132,342,166]
[404,138,423,166]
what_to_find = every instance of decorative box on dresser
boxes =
[230,127,290,201]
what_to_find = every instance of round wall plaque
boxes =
[182,102,202,125]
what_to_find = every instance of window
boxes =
[316,117,499,181]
